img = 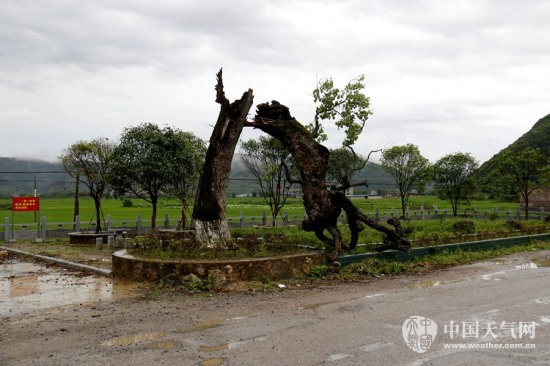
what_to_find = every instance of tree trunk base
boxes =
[193,219,231,249]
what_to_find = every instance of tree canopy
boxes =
[496,147,548,219]
[309,75,373,148]
[110,123,203,231]
[432,152,478,216]
[59,137,115,233]
[240,136,294,226]
[380,144,430,216]
[165,131,206,228]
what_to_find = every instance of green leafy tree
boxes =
[166,131,206,229]
[327,147,371,190]
[381,144,430,217]
[432,152,478,216]
[309,74,373,148]
[240,136,293,226]
[111,123,196,231]
[496,147,548,219]
[59,137,115,233]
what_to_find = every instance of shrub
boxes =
[505,220,524,231]
[452,220,475,235]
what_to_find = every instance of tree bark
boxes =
[246,101,410,262]
[192,69,254,247]
[246,101,343,260]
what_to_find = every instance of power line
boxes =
[0,171,66,174]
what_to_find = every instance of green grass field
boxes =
[0,195,522,226]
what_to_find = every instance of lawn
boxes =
[0,195,522,225]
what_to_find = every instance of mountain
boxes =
[0,155,395,198]
[475,114,550,181]
[0,158,70,197]
[227,154,395,197]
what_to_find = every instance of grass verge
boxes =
[307,240,550,280]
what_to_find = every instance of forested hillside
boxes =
[0,158,68,197]
[475,114,550,180]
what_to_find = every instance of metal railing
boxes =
[2,206,547,243]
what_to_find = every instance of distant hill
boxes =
[0,154,395,198]
[475,114,550,181]
[0,158,70,197]
[228,154,395,197]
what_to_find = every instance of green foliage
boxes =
[495,147,548,219]
[110,123,205,229]
[504,220,524,231]
[343,258,410,277]
[432,152,478,216]
[132,227,319,260]
[381,144,430,216]
[240,136,294,226]
[59,137,115,233]
[309,75,372,147]
[451,220,475,235]
[342,241,550,278]
[476,114,550,183]
[327,147,368,187]
[121,198,134,208]
[306,265,331,279]
[166,131,206,226]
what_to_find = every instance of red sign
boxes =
[12,197,39,212]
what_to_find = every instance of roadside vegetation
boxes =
[307,240,550,281]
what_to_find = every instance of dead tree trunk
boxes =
[245,101,343,260]
[245,101,410,263]
[192,69,254,247]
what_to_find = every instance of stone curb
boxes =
[0,246,112,277]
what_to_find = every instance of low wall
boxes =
[339,233,550,266]
[112,249,325,283]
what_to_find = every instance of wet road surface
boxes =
[1,259,144,317]
[2,251,550,365]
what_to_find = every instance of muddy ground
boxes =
[2,249,550,365]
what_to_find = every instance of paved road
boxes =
[2,250,550,365]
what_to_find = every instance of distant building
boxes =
[385,189,419,198]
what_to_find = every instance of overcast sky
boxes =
[1,0,549,165]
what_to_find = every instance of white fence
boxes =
[2,206,547,243]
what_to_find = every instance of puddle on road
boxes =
[148,340,176,350]
[182,318,226,333]
[200,344,230,352]
[102,331,166,347]
[201,359,224,366]
[0,260,144,316]
[408,280,443,289]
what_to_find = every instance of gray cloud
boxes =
[0,0,549,163]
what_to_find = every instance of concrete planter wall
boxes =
[112,249,325,283]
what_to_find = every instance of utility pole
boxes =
[73,174,80,228]
[34,175,37,223]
